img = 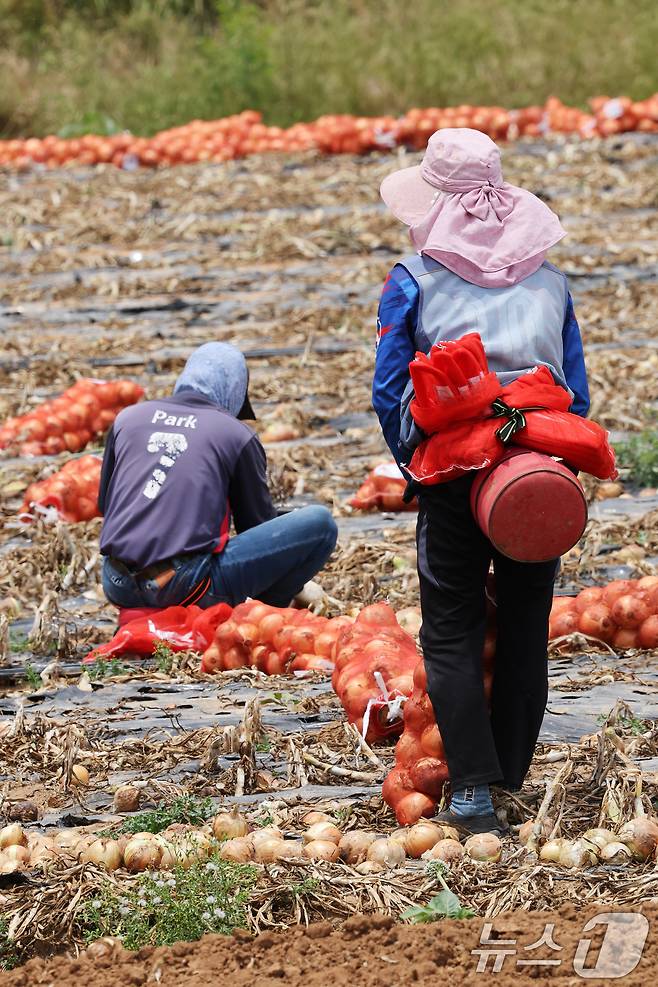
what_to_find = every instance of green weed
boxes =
[616,431,658,488]
[0,918,19,971]
[152,640,175,674]
[403,865,475,922]
[79,854,256,950]
[23,662,41,689]
[117,795,215,834]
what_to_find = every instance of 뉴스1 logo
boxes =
[472,911,649,978]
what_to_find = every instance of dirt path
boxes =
[3,904,656,986]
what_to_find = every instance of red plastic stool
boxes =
[470,449,587,562]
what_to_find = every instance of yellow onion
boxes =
[71,764,90,786]
[539,838,564,864]
[582,828,616,853]
[617,817,658,862]
[0,855,26,875]
[338,831,377,865]
[85,938,121,961]
[518,817,554,846]
[366,838,406,869]
[251,826,283,849]
[218,837,253,863]
[279,840,304,861]
[79,838,123,872]
[113,785,141,813]
[212,808,250,841]
[302,810,334,826]
[4,845,30,865]
[123,836,163,873]
[355,860,385,875]
[0,824,27,849]
[422,839,464,865]
[73,835,98,860]
[254,838,290,863]
[54,829,83,852]
[388,828,409,850]
[405,822,446,859]
[542,838,596,869]
[600,842,633,865]
[166,831,212,869]
[561,839,597,868]
[303,822,342,845]
[464,833,502,863]
[30,842,64,866]
[302,840,340,862]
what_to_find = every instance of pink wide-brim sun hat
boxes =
[381,128,566,286]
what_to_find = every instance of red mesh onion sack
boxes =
[201,600,352,675]
[20,454,102,523]
[332,603,420,742]
[349,463,417,512]
[382,604,496,826]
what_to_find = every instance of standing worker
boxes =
[373,129,590,833]
[99,342,337,612]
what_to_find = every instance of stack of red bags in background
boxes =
[20,455,102,523]
[0,379,144,457]
[331,604,420,742]
[200,600,353,674]
[549,576,658,650]
[407,333,617,484]
[349,462,417,512]
[382,591,496,825]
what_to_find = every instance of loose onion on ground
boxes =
[464,833,502,863]
[337,831,377,864]
[212,809,250,841]
[303,822,342,845]
[422,839,464,864]
[617,817,658,861]
[366,838,406,869]
[218,837,253,863]
[123,836,163,873]
[303,840,340,862]
[0,824,28,849]
[405,822,447,858]
[600,842,633,865]
[113,785,141,813]
[301,810,334,827]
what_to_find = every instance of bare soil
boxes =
[3,904,656,986]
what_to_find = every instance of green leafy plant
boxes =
[23,662,41,689]
[117,795,215,834]
[402,868,475,922]
[89,657,132,680]
[0,919,19,971]
[153,640,175,674]
[9,631,30,654]
[79,855,256,950]
[616,431,658,487]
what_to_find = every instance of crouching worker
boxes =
[98,342,338,612]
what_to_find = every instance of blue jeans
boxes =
[102,506,338,610]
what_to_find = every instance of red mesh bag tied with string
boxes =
[407,338,617,483]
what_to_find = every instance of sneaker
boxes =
[432,809,508,836]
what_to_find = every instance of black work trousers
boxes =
[416,474,558,791]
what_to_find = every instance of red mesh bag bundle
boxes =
[83,602,232,664]
[20,454,102,523]
[331,603,421,742]
[382,596,496,825]
[549,576,658,651]
[409,332,503,432]
[349,462,417,512]
[408,349,617,483]
[201,600,352,675]
[0,378,144,457]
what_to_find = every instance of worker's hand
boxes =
[292,580,330,615]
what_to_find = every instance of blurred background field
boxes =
[1,0,658,138]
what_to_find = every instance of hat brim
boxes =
[380,166,438,226]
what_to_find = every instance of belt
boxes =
[110,557,176,589]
